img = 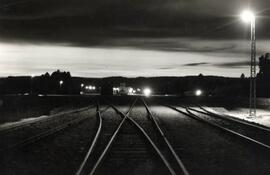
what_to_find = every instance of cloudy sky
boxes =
[0,0,270,77]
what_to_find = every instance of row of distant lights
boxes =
[128,88,140,94]
[113,87,120,91]
[81,84,96,90]
[57,81,199,97]
[38,78,202,97]
[37,77,201,97]
[113,87,151,97]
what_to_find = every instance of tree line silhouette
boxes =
[0,53,270,97]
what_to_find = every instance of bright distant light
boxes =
[241,10,255,23]
[59,80,63,85]
[81,83,84,87]
[195,89,202,96]
[113,87,120,91]
[128,88,133,94]
[143,88,151,97]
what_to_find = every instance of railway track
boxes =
[167,105,270,150]
[76,97,190,175]
[2,97,270,175]
[199,106,270,132]
[0,104,97,151]
[75,101,103,175]
[152,103,270,174]
[187,106,270,148]
[141,98,189,175]
[76,98,146,175]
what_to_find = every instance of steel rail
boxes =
[188,107,270,148]
[75,101,103,175]
[167,105,270,150]
[141,98,190,175]
[198,106,270,132]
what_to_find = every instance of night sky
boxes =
[0,0,270,77]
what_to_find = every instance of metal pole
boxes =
[249,19,256,117]
[30,76,33,95]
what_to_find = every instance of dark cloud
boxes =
[183,62,209,66]
[181,61,258,69]
[215,61,259,68]
[1,0,270,45]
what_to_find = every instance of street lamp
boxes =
[241,10,255,23]
[240,10,256,117]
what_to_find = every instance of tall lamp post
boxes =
[30,74,35,95]
[241,10,256,117]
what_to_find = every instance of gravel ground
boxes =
[0,106,94,150]
[148,105,270,175]
[205,107,270,128]
[0,95,94,124]
[189,107,270,146]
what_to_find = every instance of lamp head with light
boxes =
[241,10,255,23]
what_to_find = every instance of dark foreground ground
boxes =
[0,95,269,175]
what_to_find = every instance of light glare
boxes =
[143,88,151,97]
[241,10,255,23]
[128,88,133,94]
[195,89,202,96]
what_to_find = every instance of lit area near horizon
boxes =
[1,39,270,78]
